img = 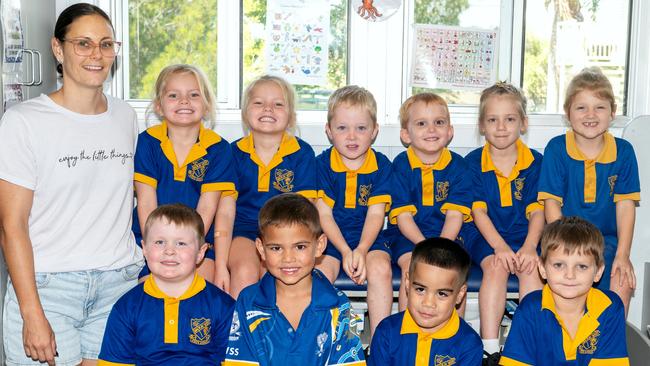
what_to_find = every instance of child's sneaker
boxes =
[482,351,501,366]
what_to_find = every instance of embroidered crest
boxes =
[189,318,211,345]
[272,169,295,192]
[315,332,328,357]
[188,158,209,182]
[229,311,241,341]
[434,355,456,366]
[514,177,525,201]
[578,330,600,355]
[435,181,449,202]
[608,175,618,197]
[358,184,372,206]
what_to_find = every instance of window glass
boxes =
[523,1,630,114]
[242,0,348,110]
[411,0,501,105]
[127,0,218,100]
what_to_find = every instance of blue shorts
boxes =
[3,261,143,366]
[323,231,391,262]
[594,242,617,290]
[232,227,259,242]
[392,231,470,264]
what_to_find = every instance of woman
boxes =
[0,4,142,366]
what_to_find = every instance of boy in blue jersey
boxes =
[98,204,235,365]
[315,85,393,338]
[224,193,366,366]
[369,237,482,366]
[389,93,472,310]
[500,216,629,366]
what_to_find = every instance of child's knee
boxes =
[367,256,392,280]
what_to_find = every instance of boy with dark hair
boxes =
[369,237,482,365]
[500,216,629,365]
[224,193,366,366]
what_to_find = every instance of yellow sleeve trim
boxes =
[297,190,318,199]
[134,173,157,189]
[318,190,335,208]
[472,201,487,212]
[537,192,563,206]
[613,192,640,202]
[97,360,135,366]
[368,194,392,212]
[388,205,417,225]
[498,355,533,366]
[525,202,544,220]
[223,360,261,366]
[440,203,472,223]
[201,182,236,193]
[588,358,630,366]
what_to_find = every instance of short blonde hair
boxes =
[241,75,297,132]
[540,216,604,267]
[479,82,527,124]
[149,64,217,128]
[399,93,449,129]
[563,67,616,117]
[327,85,377,125]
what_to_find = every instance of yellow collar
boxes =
[481,139,534,175]
[400,308,460,339]
[407,146,452,171]
[147,120,222,170]
[144,272,206,300]
[565,131,616,163]
[236,132,300,163]
[329,147,378,174]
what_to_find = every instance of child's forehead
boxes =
[407,100,449,117]
[261,223,317,241]
[411,262,461,288]
[545,245,597,262]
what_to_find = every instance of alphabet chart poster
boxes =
[410,24,498,90]
[265,0,330,86]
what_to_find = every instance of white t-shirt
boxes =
[0,94,143,272]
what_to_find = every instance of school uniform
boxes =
[98,274,235,365]
[388,147,472,261]
[317,147,392,260]
[223,270,366,366]
[537,131,640,288]
[232,133,318,240]
[500,285,629,365]
[368,308,482,366]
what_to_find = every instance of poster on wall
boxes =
[410,24,498,90]
[3,83,23,112]
[1,0,24,64]
[265,0,330,86]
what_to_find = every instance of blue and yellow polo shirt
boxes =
[132,121,237,245]
[465,140,543,246]
[232,133,318,233]
[223,270,366,366]
[317,147,392,246]
[538,131,640,248]
[368,308,482,366]
[501,285,629,365]
[98,273,235,366]
[388,147,472,238]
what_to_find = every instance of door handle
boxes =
[32,50,43,86]
[16,49,36,86]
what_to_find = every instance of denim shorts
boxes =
[3,261,143,366]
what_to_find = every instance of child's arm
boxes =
[214,194,236,292]
[328,302,366,366]
[613,199,636,289]
[472,207,517,273]
[196,191,219,239]
[395,212,426,244]
[316,199,354,274]
[440,209,463,240]
[543,198,562,223]
[134,181,158,234]
[517,209,545,274]
[352,202,387,284]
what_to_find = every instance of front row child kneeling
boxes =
[224,193,366,366]
[98,204,235,365]
[500,216,630,366]
[369,237,483,366]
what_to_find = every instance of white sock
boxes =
[482,338,500,354]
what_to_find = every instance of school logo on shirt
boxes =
[578,330,600,355]
[514,177,525,201]
[315,332,328,357]
[434,355,456,366]
[189,318,211,345]
[358,184,372,206]
[229,311,241,341]
[435,181,449,202]
[608,175,618,197]
[188,158,209,182]
[272,169,295,192]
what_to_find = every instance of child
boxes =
[98,204,235,365]
[389,93,472,310]
[500,216,629,365]
[315,85,393,338]
[132,64,237,289]
[229,75,318,298]
[464,83,544,357]
[369,237,482,365]
[223,193,366,366]
[538,67,640,313]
